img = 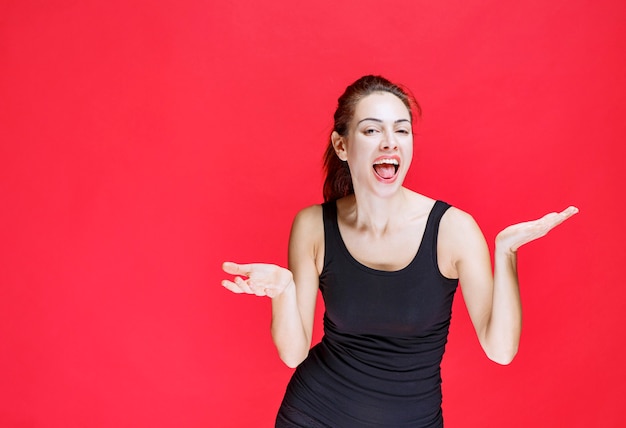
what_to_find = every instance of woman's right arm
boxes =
[272,205,322,367]
[221,205,323,368]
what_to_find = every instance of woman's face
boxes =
[335,91,413,197]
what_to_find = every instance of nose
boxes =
[380,129,398,151]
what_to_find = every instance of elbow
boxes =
[272,332,310,368]
[279,350,308,369]
[283,358,303,369]
[486,346,518,366]
[480,326,521,365]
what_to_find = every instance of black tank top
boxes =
[277,200,459,428]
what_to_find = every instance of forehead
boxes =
[353,92,411,122]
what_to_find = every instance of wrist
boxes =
[271,277,296,300]
[494,241,517,260]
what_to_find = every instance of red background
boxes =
[1,1,625,427]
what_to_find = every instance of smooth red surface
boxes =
[1,1,625,427]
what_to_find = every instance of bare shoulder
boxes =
[290,204,325,273]
[292,204,324,236]
[440,205,480,234]
[438,205,487,277]
[440,205,486,247]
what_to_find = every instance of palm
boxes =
[221,261,293,298]
[497,206,578,253]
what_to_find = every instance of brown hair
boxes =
[322,75,421,202]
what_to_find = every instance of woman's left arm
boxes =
[446,206,578,365]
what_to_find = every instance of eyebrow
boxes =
[356,118,411,125]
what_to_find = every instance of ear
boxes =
[331,131,348,161]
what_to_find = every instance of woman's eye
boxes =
[364,128,377,135]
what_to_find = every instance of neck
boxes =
[348,187,411,233]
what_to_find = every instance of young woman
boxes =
[221,75,578,427]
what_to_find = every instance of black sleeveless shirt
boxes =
[276,200,459,427]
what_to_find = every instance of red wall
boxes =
[2,1,625,426]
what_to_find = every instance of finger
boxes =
[221,276,255,294]
[560,206,579,219]
[222,261,253,277]
[221,279,246,294]
[247,278,274,297]
[254,286,281,298]
[541,206,579,230]
[234,276,256,294]
[540,212,564,229]
[546,206,578,223]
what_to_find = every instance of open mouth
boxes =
[373,158,399,180]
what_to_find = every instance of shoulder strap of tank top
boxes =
[321,200,339,270]
[423,200,452,269]
[321,200,337,232]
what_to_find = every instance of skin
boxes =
[221,92,578,368]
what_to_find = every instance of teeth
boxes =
[373,158,399,165]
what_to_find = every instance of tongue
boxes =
[374,164,396,179]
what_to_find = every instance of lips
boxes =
[372,156,400,180]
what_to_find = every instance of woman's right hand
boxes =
[221,261,294,298]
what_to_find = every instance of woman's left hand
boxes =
[496,206,579,254]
